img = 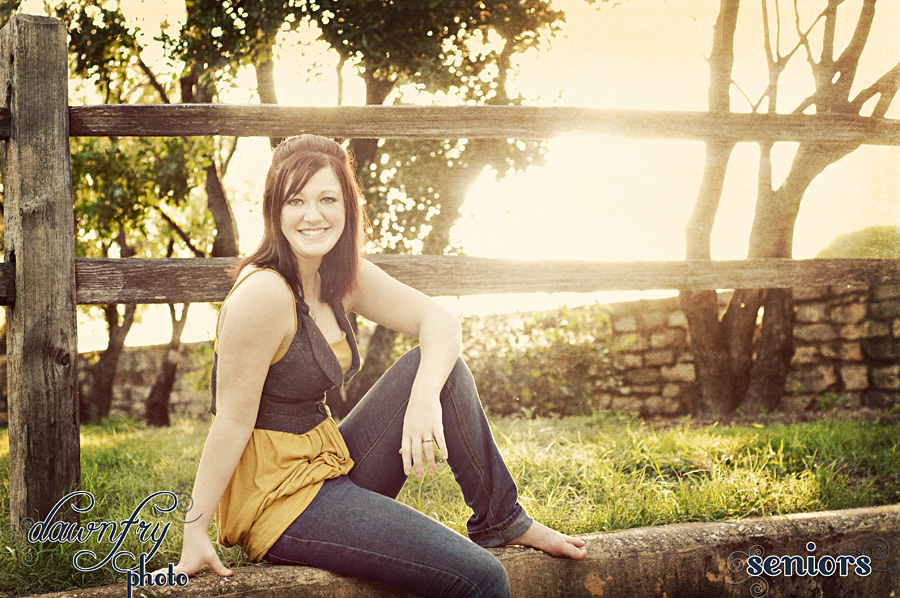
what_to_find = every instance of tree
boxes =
[682,0,900,417]
[56,1,231,423]
[9,0,605,423]
[305,1,569,414]
[167,0,578,414]
[68,131,212,422]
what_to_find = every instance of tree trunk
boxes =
[680,0,741,418]
[337,321,399,418]
[206,164,240,257]
[83,230,137,423]
[680,139,738,417]
[680,290,738,417]
[179,46,238,260]
[145,303,189,427]
[339,72,399,415]
[721,288,764,401]
[730,141,854,413]
[82,303,136,422]
[420,138,502,256]
[348,71,394,179]
[743,288,794,411]
[255,43,283,150]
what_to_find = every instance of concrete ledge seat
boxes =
[31,505,900,597]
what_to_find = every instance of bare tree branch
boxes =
[849,59,900,117]
[336,54,346,106]
[790,0,879,115]
[773,0,782,57]
[794,0,815,69]
[137,56,170,104]
[793,0,832,85]
[832,0,876,100]
[760,0,783,112]
[685,0,740,260]
[156,206,206,257]
[821,0,838,70]
[707,1,741,112]
[255,43,282,150]
[220,136,240,177]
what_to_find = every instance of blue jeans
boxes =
[263,348,533,597]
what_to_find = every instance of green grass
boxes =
[2,411,900,595]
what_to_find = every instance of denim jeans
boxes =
[263,348,533,597]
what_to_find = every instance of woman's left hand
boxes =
[400,393,448,478]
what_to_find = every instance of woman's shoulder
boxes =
[228,267,296,311]
[217,267,296,342]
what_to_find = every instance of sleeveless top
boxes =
[210,269,361,561]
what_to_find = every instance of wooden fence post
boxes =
[0,15,80,525]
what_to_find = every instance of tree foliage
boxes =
[307,1,568,410]
[0,0,21,29]
[6,0,602,421]
[816,225,900,259]
[167,0,306,82]
[46,0,236,422]
[71,137,207,243]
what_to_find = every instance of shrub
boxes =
[460,304,619,417]
[379,303,620,417]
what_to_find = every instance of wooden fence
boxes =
[2,14,899,525]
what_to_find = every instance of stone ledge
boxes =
[27,505,900,598]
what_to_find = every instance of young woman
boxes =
[173,134,587,597]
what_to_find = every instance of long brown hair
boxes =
[232,134,365,304]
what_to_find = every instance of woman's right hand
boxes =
[172,529,233,578]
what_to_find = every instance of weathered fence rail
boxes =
[3,104,900,144]
[0,257,898,305]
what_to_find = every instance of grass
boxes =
[2,410,899,595]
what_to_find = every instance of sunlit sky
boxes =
[20,0,899,351]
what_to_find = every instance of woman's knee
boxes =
[445,353,475,387]
[443,355,483,408]
[395,348,477,394]
[464,552,510,598]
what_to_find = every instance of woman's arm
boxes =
[346,259,462,479]
[175,271,295,577]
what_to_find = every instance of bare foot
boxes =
[506,522,588,560]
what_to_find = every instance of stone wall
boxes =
[603,295,695,416]
[789,283,900,410]
[601,283,900,416]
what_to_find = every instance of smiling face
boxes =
[280,166,347,266]
[246,134,364,303]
